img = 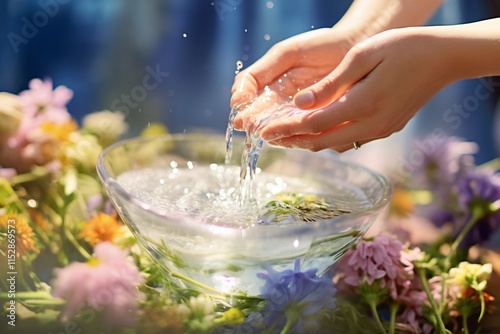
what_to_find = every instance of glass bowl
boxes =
[97,133,391,297]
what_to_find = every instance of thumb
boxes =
[293,47,381,110]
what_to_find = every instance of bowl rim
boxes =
[96,133,392,239]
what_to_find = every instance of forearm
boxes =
[440,18,500,80]
[335,0,442,44]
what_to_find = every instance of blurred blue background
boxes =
[0,0,499,165]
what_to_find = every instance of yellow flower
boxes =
[389,188,414,217]
[448,261,492,291]
[80,212,123,246]
[0,211,39,257]
[40,120,78,142]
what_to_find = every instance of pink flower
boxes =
[52,242,144,330]
[20,78,73,121]
[16,78,73,141]
[338,235,415,299]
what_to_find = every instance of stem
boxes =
[445,208,482,271]
[63,227,92,260]
[281,309,300,334]
[478,290,486,322]
[462,312,470,334]
[388,303,398,334]
[368,300,387,334]
[171,271,263,301]
[417,268,451,334]
[311,229,361,247]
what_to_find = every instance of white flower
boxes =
[185,295,215,330]
[82,110,128,147]
[448,262,492,291]
[0,92,23,141]
[64,132,103,172]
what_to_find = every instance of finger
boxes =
[260,79,369,142]
[230,42,299,108]
[266,121,375,153]
[293,45,382,110]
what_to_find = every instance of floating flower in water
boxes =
[80,212,123,246]
[257,259,336,333]
[52,242,144,330]
[184,295,216,333]
[0,211,39,257]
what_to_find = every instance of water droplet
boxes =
[293,239,299,248]
[311,25,315,29]
[170,161,178,168]
[264,34,271,41]
[27,199,37,208]
[236,60,243,70]
[187,161,194,169]
[266,1,274,9]
[159,178,165,185]
[244,28,248,33]
[278,79,282,83]
[182,33,188,38]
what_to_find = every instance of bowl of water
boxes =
[97,133,391,297]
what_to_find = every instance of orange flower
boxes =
[40,120,78,142]
[80,212,123,246]
[28,209,51,231]
[389,188,415,217]
[0,211,39,257]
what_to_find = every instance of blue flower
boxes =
[456,170,500,247]
[256,259,336,333]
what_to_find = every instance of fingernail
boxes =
[294,90,315,109]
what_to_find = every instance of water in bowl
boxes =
[117,164,371,296]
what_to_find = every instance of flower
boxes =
[80,212,123,246]
[412,136,477,190]
[51,242,144,330]
[455,171,500,247]
[0,211,39,257]
[19,78,73,124]
[64,132,103,171]
[184,295,216,332]
[448,262,492,292]
[338,235,414,300]
[0,92,23,142]
[82,110,129,147]
[257,259,336,333]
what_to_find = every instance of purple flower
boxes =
[455,171,500,247]
[412,136,477,190]
[52,242,144,330]
[338,235,416,300]
[257,259,336,333]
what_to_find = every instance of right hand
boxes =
[230,27,357,132]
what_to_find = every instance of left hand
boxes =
[258,27,456,152]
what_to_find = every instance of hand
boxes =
[231,27,357,132]
[258,27,456,152]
